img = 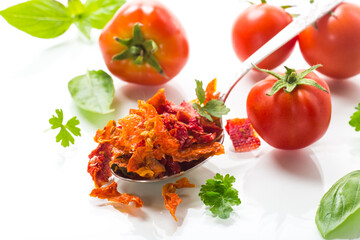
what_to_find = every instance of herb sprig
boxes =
[0,0,125,39]
[48,109,81,147]
[349,103,360,131]
[199,173,241,219]
[192,80,230,122]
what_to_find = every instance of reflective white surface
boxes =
[0,0,360,239]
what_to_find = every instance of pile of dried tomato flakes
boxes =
[87,80,224,220]
[87,86,224,187]
[87,79,261,220]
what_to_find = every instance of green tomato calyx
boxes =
[113,23,168,78]
[252,64,328,96]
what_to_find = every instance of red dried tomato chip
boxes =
[90,182,143,207]
[225,118,261,152]
[162,177,195,221]
[87,143,113,188]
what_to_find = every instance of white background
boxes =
[0,0,360,239]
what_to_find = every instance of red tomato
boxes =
[232,3,297,70]
[99,0,189,85]
[298,2,360,79]
[246,67,331,150]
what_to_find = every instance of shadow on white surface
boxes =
[243,148,324,216]
[325,76,360,102]
[113,166,216,238]
[101,202,148,219]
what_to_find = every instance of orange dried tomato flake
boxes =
[172,142,225,162]
[162,177,195,221]
[204,78,221,104]
[90,182,143,207]
[225,118,261,152]
[127,146,166,178]
[94,120,121,144]
[146,88,166,109]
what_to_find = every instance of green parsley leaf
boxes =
[192,80,230,122]
[192,103,212,122]
[203,99,230,118]
[349,103,360,131]
[68,70,115,114]
[199,173,241,219]
[195,79,206,104]
[49,109,81,147]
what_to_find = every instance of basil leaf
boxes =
[316,170,360,239]
[68,0,85,15]
[67,0,92,39]
[84,0,126,29]
[74,17,92,39]
[0,0,73,39]
[203,99,230,118]
[68,70,115,114]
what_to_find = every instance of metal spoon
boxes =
[112,0,344,183]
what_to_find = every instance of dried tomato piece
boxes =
[151,115,179,155]
[117,112,145,150]
[172,142,225,162]
[90,182,143,207]
[204,78,220,104]
[94,120,121,144]
[146,88,167,109]
[200,118,223,138]
[87,143,113,188]
[169,122,189,149]
[225,118,261,152]
[162,177,195,221]
[162,155,181,175]
[127,146,165,178]
[147,89,180,114]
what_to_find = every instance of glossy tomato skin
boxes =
[99,0,189,85]
[246,71,331,150]
[232,4,297,70]
[298,3,360,79]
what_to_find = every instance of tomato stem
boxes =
[112,23,168,78]
[252,64,328,96]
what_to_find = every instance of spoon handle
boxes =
[222,0,344,103]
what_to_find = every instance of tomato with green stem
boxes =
[246,65,331,150]
[232,0,297,70]
[298,2,360,79]
[99,0,189,85]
